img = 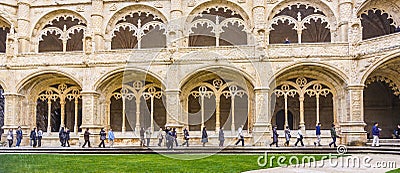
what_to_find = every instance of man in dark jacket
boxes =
[182,127,190,147]
[82,128,91,148]
[218,127,224,147]
[314,123,322,146]
[59,127,66,147]
[30,128,37,147]
[393,124,400,139]
[98,128,106,148]
[371,122,381,147]
[16,126,23,147]
[269,125,279,147]
[329,124,339,147]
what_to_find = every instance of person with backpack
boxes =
[98,128,106,148]
[269,125,279,147]
[294,127,304,147]
[284,126,291,147]
[329,124,340,147]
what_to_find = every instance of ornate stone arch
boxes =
[360,52,400,84]
[31,9,88,39]
[356,0,400,26]
[187,1,251,24]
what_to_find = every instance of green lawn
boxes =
[0,154,330,173]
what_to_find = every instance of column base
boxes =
[252,123,271,146]
[339,122,367,146]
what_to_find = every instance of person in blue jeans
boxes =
[16,126,23,147]
[329,124,339,147]
[371,122,381,147]
[314,123,322,146]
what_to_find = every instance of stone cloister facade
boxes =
[0,0,400,146]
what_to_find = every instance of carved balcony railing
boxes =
[357,32,400,56]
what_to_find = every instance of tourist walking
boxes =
[269,125,278,147]
[314,123,322,146]
[145,127,152,147]
[329,124,339,147]
[165,128,173,150]
[218,127,224,147]
[172,128,178,147]
[16,126,23,147]
[201,127,208,147]
[235,125,244,146]
[294,127,304,147]
[182,127,190,147]
[98,128,106,148]
[37,128,43,147]
[82,128,91,148]
[108,128,115,148]
[59,127,66,147]
[7,129,13,148]
[371,122,381,147]
[65,127,70,147]
[157,128,164,147]
[140,127,145,147]
[30,127,37,147]
[284,126,291,147]
[393,124,400,139]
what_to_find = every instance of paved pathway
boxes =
[245,154,400,173]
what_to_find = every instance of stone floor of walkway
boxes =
[245,154,400,173]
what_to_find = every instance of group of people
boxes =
[269,123,340,147]
[58,127,70,147]
[81,128,115,148]
[6,126,24,148]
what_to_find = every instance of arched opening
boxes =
[361,9,396,40]
[38,16,86,52]
[274,109,293,130]
[188,7,248,47]
[269,4,331,44]
[0,27,10,53]
[364,81,400,138]
[111,11,166,49]
[181,68,253,134]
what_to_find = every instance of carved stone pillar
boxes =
[253,0,266,46]
[340,85,367,145]
[91,0,104,51]
[338,0,353,42]
[80,91,102,129]
[169,0,184,47]
[252,87,270,144]
[165,89,182,129]
[17,0,31,53]
[2,93,25,129]
[299,96,305,130]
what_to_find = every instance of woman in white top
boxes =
[294,127,304,147]
[7,129,13,148]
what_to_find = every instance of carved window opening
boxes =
[109,81,166,133]
[111,12,166,50]
[38,16,87,52]
[187,78,249,133]
[269,4,331,44]
[360,9,396,40]
[272,77,334,130]
[0,26,9,53]
[364,79,400,138]
[36,83,82,133]
[188,7,249,47]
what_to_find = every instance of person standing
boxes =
[157,128,164,147]
[30,128,37,147]
[98,128,106,148]
[7,129,13,148]
[314,123,322,147]
[59,127,66,147]
[284,37,291,44]
[201,127,208,147]
[235,125,244,146]
[108,128,115,148]
[140,127,145,147]
[65,127,70,147]
[166,128,173,150]
[218,127,225,147]
[16,126,23,147]
[37,128,43,147]
[269,125,279,147]
[284,126,291,147]
[294,127,304,147]
[171,128,178,147]
[182,127,190,147]
[145,127,152,147]
[329,124,340,147]
[82,128,91,148]
[371,122,381,147]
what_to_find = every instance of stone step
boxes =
[366,139,400,143]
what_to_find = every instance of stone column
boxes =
[80,91,102,144]
[299,96,305,130]
[168,0,184,47]
[17,0,31,53]
[165,89,182,129]
[252,87,270,144]
[340,85,367,145]
[338,0,353,42]
[253,0,266,46]
[91,0,104,51]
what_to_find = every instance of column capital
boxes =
[80,90,101,95]
[165,89,181,93]
[347,84,364,90]
[254,87,270,91]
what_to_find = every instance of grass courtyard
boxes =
[0,154,330,173]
